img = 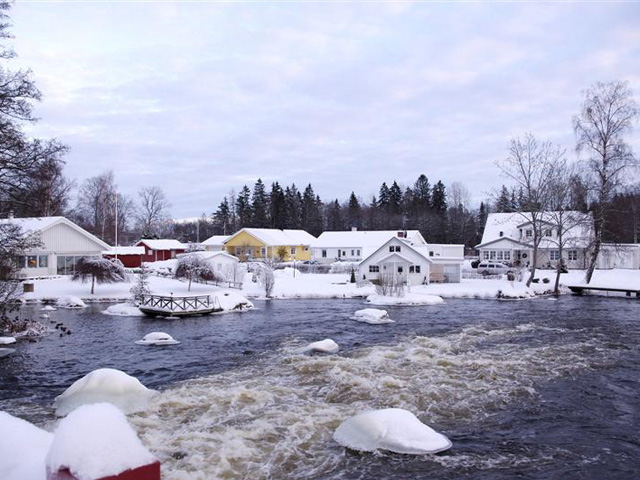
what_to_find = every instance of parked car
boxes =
[476,262,512,275]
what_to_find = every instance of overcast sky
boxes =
[11,1,640,218]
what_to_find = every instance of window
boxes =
[397,266,403,273]
[39,255,48,268]
[549,250,560,261]
[409,266,415,273]
[351,250,355,256]
[304,246,309,251]
[395,246,401,252]
[545,229,552,237]
[322,249,327,258]
[342,250,346,256]
[291,247,297,255]
[338,250,341,257]
[357,250,360,256]
[261,247,266,256]
[497,251,504,260]
[490,251,496,260]
[483,251,489,260]
[415,265,421,273]
[499,231,503,237]
[389,246,394,253]
[16,256,25,268]
[526,229,532,238]
[429,251,434,257]
[568,250,578,261]
[504,251,511,261]
[369,265,379,273]
[27,256,37,268]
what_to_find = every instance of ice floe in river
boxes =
[353,308,394,324]
[366,292,444,306]
[41,305,56,311]
[0,336,16,345]
[135,332,180,346]
[333,408,452,454]
[0,348,15,358]
[54,368,156,416]
[56,295,87,308]
[296,338,339,354]
[103,303,145,316]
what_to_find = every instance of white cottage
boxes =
[311,229,427,264]
[358,237,464,285]
[1,216,110,277]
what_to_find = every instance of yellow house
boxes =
[224,228,316,262]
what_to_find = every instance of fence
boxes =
[139,294,221,313]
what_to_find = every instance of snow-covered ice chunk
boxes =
[212,291,254,311]
[353,308,395,324]
[0,411,53,480]
[0,348,15,358]
[54,368,157,416]
[41,305,57,311]
[46,403,157,480]
[103,303,144,317]
[333,408,452,454]
[41,313,49,319]
[296,338,339,354]
[56,295,87,308]
[366,293,444,306]
[135,332,180,346]
[0,336,16,345]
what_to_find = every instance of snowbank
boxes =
[54,368,157,416]
[56,295,87,308]
[353,309,395,324]
[0,336,16,345]
[135,332,180,346]
[366,293,444,306]
[333,408,452,454]
[46,403,158,480]
[41,305,56,311]
[103,303,145,317]
[212,291,254,311]
[0,411,53,480]
[0,348,15,358]
[296,338,339,354]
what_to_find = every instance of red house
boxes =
[136,239,187,263]
[103,246,146,268]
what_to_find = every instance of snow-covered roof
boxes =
[201,235,229,246]
[176,250,238,261]
[137,239,186,250]
[228,228,316,246]
[103,246,145,256]
[477,212,593,248]
[311,230,425,249]
[0,216,110,249]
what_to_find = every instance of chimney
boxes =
[351,226,357,232]
[8,210,14,220]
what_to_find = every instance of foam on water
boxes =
[129,323,612,479]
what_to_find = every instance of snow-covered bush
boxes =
[72,257,126,295]
[130,264,151,305]
[254,263,275,297]
[175,254,223,291]
[329,261,359,274]
[375,273,406,297]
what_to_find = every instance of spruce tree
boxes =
[269,181,286,229]
[236,185,252,228]
[213,196,231,234]
[251,179,269,227]
[347,192,361,229]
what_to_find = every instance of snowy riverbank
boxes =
[17,268,640,304]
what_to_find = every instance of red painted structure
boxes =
[102,246,145,268]
[136,239,186,263]
[48,461,161,480]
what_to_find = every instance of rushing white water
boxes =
[129,323,610,480]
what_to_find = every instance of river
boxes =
[1,296,639,479]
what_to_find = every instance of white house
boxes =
[476,212,594,269]
[1,216,110,277]
[311,229,427,264]
[201,235,228,252]
[358,237,464,285]
[176,250,240,279]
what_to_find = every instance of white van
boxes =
[476,262,511,275]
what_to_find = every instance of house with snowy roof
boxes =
[358,236,464,285]
[201,235,229,252]
[223,228,316,262]
[135,239,187,263]
[476,212,594,269]
[0,215,110,277]
[310,229,427,264]
[102,246,146,268]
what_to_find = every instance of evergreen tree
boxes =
[213,196,231,234]
[432,181,447,212]
[269,182,286,229]
[388,181,403,216]
[301,184,323,235]
[284,184,302,229]
[378,182,390,212]
[251,179,269,227]
[236,185,252,228]
[347,192,361,229]
[413,174,431,209]
[431,181,448,242]
[495,186,512,212]
[326,199,344,231]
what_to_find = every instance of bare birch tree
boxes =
[136,186,171,237]
[496,133,562,287]
[574,81,639,283]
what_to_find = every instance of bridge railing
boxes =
[139,294,216,312]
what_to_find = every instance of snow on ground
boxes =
[135,332,180,346]
[353,308,395,324]
[56,295,87,308]
[0,411,53,480]
[296,339,339,354]
[46,403,157,480]
[0,336,16,345]
[333,408,452,454]
[366,292,445,306]
[54,368,157,417]
[212,291,254,311]
[103,303,145,316]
